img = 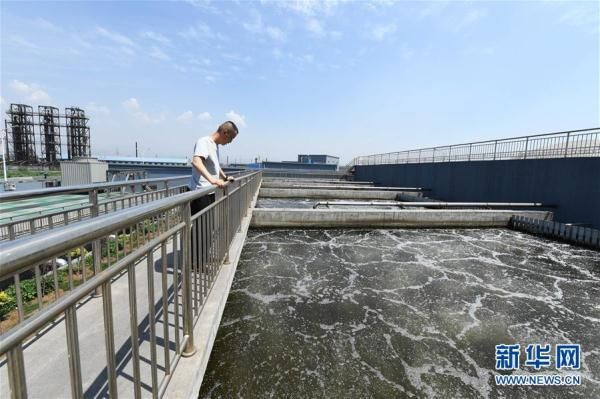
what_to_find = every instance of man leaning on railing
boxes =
[188,120,239,213]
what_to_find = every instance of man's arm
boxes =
[192,156,226,188]
[219,169,234,182]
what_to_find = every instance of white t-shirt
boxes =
[189,136,221,189]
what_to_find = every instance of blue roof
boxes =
[97,155,188,164]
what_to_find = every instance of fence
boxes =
[0,176,191,241]
[346,128,600,168]
[0,171,262,398]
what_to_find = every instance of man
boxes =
[189,120,238,214]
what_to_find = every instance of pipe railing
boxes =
[0,170,262,398]
[345,128,600,168]
[0,175,191,241]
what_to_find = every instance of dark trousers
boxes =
[190,193,215,216]
[189,191,215,275]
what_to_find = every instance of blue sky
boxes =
[1,0,598,164]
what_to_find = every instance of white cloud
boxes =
[190,58,211,67]
[306,18,326,36]
[9,35,39,50]
[370,24,396,41]
[243,12,286,42]
[172,63,187,73]
[122,98,165,124]
[96,27,135,47]
[9,80,51,103]
[140,31,171,45]
[559,7,599,34]
[35,17,63,33]
[123,98,140,112]
[150,46,170,61]
[272,48,284,59]
[179,22,226,41]
[183,0,220,14]
[222,52,253,64]
[302,54,315,63]
[305,18,342,39]
[0,97,4,106]
[176,111,194,123]
[265,26,286,41]
[198,112,212,121]
[417,2,447,20]
[273,0,344,16]
[225,110,247,128]
[452,9,487,32]
[71,34,93,49]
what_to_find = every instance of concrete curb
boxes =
[251,209,553,228]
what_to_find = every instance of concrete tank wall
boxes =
[354,158,600,228]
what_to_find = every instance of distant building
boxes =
[298,154,339,166]
[230,154,340,171]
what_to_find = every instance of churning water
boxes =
[200,229,600,398]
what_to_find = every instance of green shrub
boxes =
[0,290,16,318]
[0,274,66,318]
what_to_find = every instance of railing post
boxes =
[7,345,27,399]
[89,189,99,217]
[238,181,243,232]
[224,185,230,263]
[564,132,571,158]
[181,203,196,356]
[468,144,472,161]
[432,148,436,163]
[493,140,498,160]
[524,137,529,159]
[164,181,170,197]
[90,189,102,296]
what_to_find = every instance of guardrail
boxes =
[345,128,600,168]
[0,176,191,241]
[0,171,262,398]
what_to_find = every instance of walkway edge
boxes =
[165,190,259,398]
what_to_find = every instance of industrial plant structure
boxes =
[3,103,91,165]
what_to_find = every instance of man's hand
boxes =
[213,179,226,188]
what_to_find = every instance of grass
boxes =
[4,167,61,178]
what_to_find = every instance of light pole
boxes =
[1,128,8,183]
[1,128,15,190]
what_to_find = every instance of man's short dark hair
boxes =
[218,121,238,136]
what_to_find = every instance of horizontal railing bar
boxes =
[0,175,191,202]
[0,221,185,354]
[344,128,600,168]
[0,173,258,276]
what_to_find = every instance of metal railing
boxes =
[0,171,262,398]
[0,176,191,241]
[346,128,600,168]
